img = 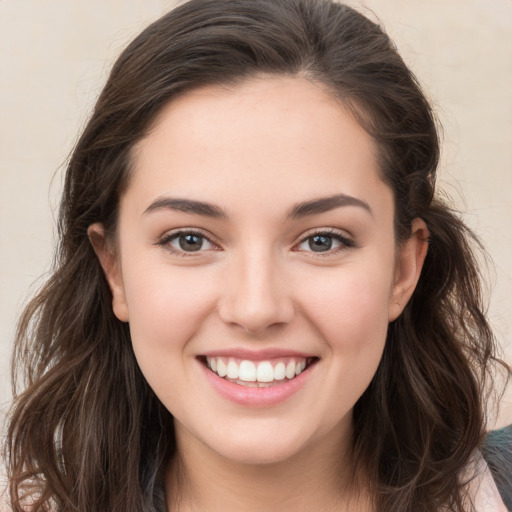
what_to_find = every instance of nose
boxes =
[217,248,294,334]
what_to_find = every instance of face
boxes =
[91,76,427,466]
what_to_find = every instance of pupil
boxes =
[309,235,332,252]
[179,234,202,251]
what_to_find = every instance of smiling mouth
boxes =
[200,356,318,388]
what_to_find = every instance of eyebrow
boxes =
[286,193,373,220]
[143,197,227,218]
[142,193,372,220]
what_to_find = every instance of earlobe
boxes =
[87,223,129,322]
[388,218,429,321]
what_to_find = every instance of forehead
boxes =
[125,76,391,219]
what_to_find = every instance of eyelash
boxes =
[156,228,356,257]
[156,229,219,257]
[294,228,356,257]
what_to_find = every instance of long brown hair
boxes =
[5,0,508,510]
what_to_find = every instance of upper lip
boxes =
[199,348,317,361]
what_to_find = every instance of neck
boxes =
[165,421,371,512]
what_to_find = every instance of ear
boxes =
[388,218,429,321]
[88,223,129,322]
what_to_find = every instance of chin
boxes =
[203,426,314,466]
[218,444,302,466]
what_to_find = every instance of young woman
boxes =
[4,0,509,510]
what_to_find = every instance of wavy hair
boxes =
[5,0,508,510]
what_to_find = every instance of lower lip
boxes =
[199,361,315,407]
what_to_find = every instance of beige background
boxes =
[1,0,511,428]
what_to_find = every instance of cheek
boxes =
[299,262,393,414]
[120,259,218,359]
[298,259,394,358]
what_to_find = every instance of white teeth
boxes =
[274,362,286,380]
[226,360,239,379]
[206,356,312,384]
[217,359,227,377]
[285,362,296,379]
[256,361,274,383]
[239,360,257,382]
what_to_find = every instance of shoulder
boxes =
[482,424,512,510]
[467,452,508,512]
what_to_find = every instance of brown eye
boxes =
[178,234,204,251]
[164,231,216,253]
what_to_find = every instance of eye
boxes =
[296,230,355,254]
[158,230,217,254]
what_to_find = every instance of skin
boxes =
[89,76,428,511]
